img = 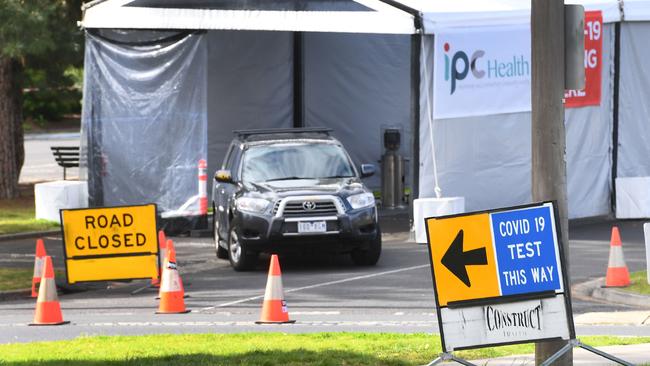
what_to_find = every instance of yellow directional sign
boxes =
[426,212,500,307]
[61,204,159,283]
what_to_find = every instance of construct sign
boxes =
[425,202,574,352]
[61,204,159,284]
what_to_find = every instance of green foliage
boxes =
[0,1,62,59]
[23,67,82,123]
[0,0,84,123]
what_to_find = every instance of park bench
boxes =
[50,146,80,180]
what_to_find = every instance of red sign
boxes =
[565,11,603,108]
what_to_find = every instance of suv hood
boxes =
[246,178,367,199]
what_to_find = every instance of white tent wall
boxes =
[302,33,412,190]
[81,31,208,217]
[616,22,650,178]
[206,31,294,189]
[418,24,615,218]
[565,24,615,218]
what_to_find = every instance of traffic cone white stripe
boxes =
[33,257,44,278]
[37,279,58,302]
[608,246,626,267]
[264,276,284,300]
[160,263,182,292]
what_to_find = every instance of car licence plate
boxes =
[297,221,327,233]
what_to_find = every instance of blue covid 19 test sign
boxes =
[490,205,563,296]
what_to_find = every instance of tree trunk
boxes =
[0,56,23,199]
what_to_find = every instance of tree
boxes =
[0,0,82,199]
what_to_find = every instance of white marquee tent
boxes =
[79,0,649,229]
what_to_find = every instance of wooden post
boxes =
[531,0,572,364]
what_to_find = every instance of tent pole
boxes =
[611,22,621,215]
[293,32,304,128]
[410,33,421,215]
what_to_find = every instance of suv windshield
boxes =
[242,142,356,183]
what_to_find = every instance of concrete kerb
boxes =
[0,230,60,243]
[573,277,650,309]
[0,288,31,301]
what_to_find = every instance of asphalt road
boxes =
[1,219,649,343]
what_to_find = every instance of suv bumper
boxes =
[233,206,379,253]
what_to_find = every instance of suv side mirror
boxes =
[215,169,234,183]
[360,164,375,178]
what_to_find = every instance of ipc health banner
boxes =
[432,24,531,119]
[432,13,602,119]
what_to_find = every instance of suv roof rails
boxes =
[234,127,333,140]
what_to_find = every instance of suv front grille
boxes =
[273,200,339,217]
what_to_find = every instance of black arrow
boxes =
[441,229,488,287]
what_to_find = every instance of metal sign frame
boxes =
[60,203,160,284]
[425,201,575,352]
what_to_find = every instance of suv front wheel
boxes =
[351,227,382,266]
[228,226,257,271]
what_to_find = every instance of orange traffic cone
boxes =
[151,230,167,287]
[605,226,631,287]
[30,256,68,326]
[31,239,47,297]
[157,239,188,299]
[156,246,190,314]
[256,255,294,324]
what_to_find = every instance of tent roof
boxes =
[80,0,417,34]
[81,0,625,34]
[401,0,620,32]
[623,0,650,21]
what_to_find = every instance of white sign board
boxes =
[440,297,570,350]
[432,24,531,119]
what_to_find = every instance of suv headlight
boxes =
[346,192,375,210]
[236,197,269,213]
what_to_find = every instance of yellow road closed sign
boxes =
[61,204,159,284]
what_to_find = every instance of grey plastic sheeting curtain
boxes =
[303,33,412,190]
[206,31,293,184]
[617,22,650,178]
[419,25,614,219]
[81,30,208,215]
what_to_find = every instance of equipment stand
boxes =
[541,338,634,366]
[424,352,479,366]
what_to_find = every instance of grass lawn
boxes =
[0,268,35,291]
[0,333,649,365]
[621,270,650,295]
[0,196,59,235]
[0,268,66,291]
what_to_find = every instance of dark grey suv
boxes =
[212,128,381,271]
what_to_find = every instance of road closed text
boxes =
[61,204,158,258]
[73,213,147,250]
[74,233,147,250]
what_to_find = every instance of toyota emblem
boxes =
[302,201,316,210]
